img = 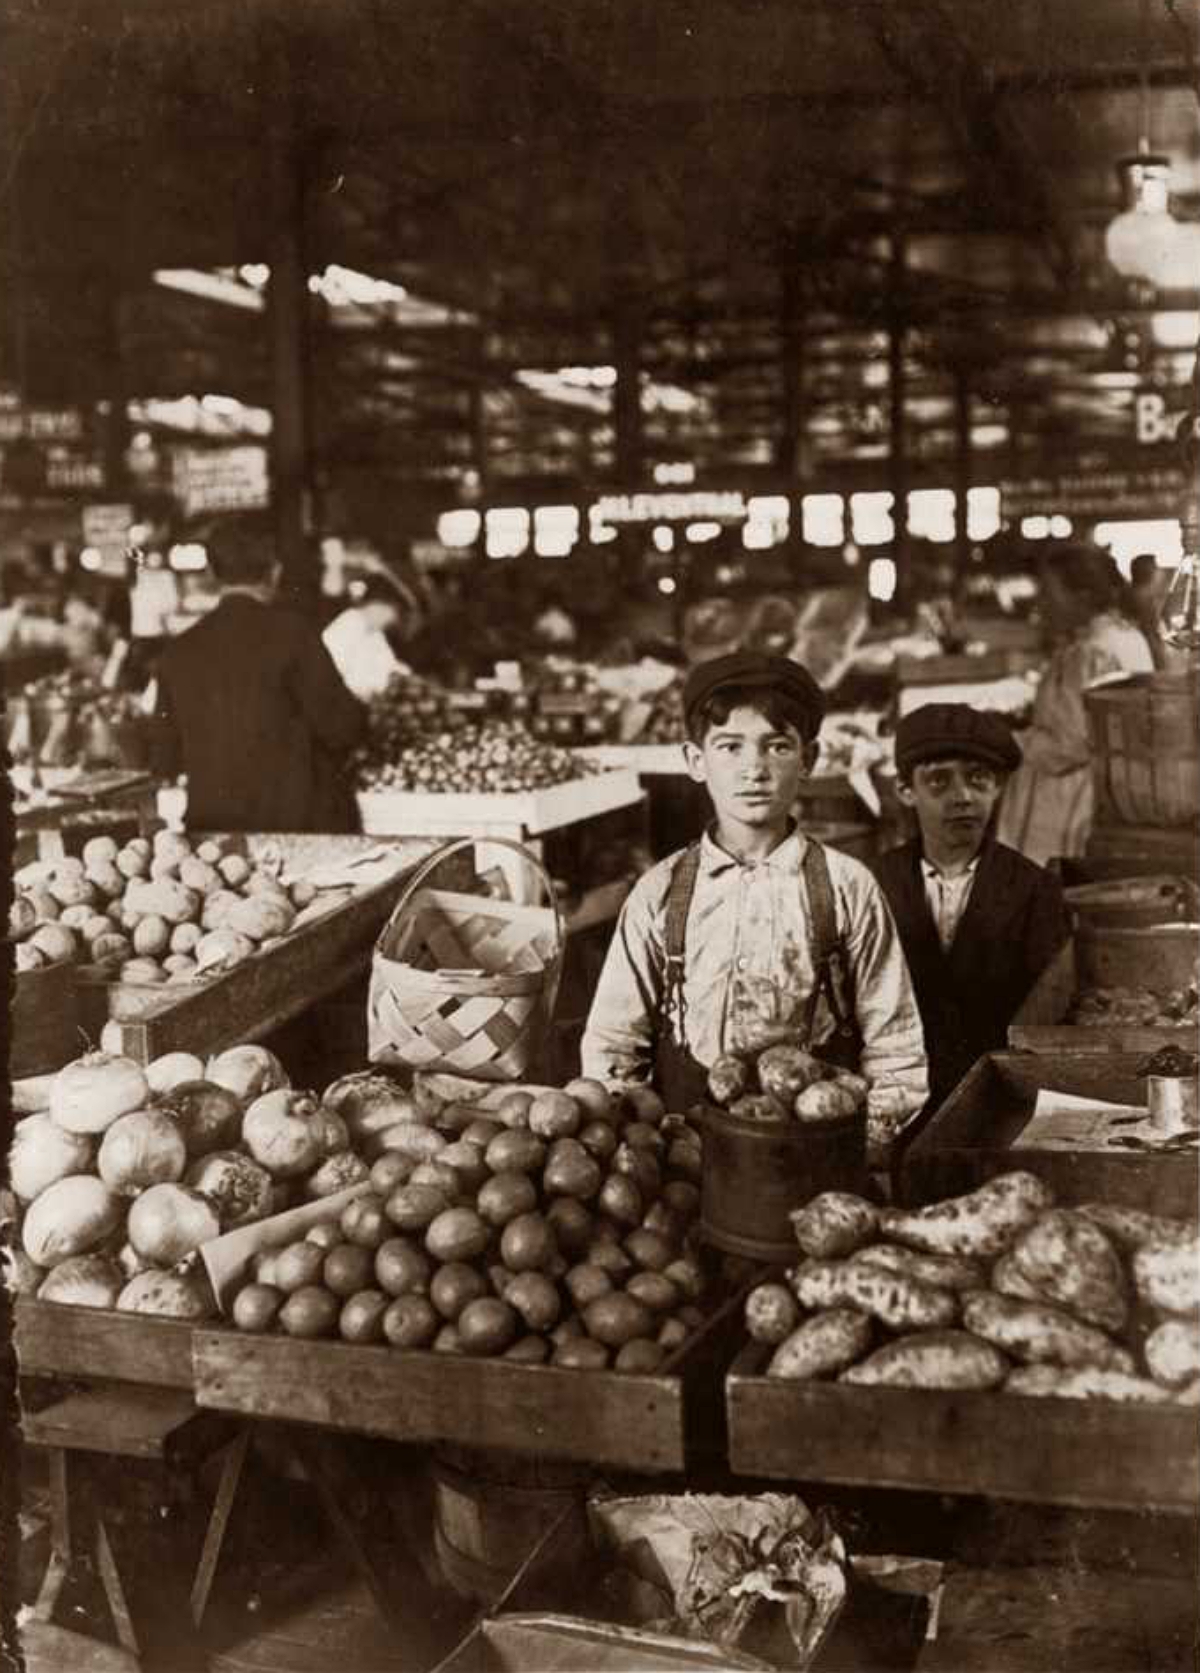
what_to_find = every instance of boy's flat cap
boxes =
[683,653,825,738]
[895,703,1021,775]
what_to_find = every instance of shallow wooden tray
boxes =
[72,833,440,1062]
[14,1298,196,1389]
[899,1053,1198,1216]
[725,1343,1199,1515]
[193,1286,748,1473]
[357,771,643,840]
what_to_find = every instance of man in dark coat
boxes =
[151,523,365,832]
[874,704,1069,1113]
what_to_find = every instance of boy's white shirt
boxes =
[580,828,929,1146]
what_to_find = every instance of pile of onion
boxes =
[49,1053,149,1135]
[127,1183,221,1266]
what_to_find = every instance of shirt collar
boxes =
[920,852,981,883]
[699,824,807,878]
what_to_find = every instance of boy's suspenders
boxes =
[661,837,858,1051]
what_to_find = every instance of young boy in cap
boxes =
[874,703,1068,1110]
[581,653,928,1159]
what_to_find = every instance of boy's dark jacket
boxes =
[873,837,1068,1109]
[152,593,365,832]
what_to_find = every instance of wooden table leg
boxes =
[94,1516,140,1659]
[32,1449,71,1625]
[189,1428,251,1628]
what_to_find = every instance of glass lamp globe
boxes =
[1143,221,1200,294]
[1105,154,1177,281]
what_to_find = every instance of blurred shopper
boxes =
[997,543,1153,863]
[876,704,1068,1110]
[151,521,365,831]
[1129,551,1170,669]
[322,574,410,700]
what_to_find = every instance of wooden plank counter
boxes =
[15,1299,196,1390]
[899,1053,1199,1216]
[194,1285,748,1474]
[726,1344,1200,1514]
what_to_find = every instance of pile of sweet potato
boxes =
[745,1172,1200,1401]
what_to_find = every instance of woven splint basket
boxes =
[368,838,563,1082]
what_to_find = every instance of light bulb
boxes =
[1143,222,1200,293]
[1105,155,1178,282]
[1159,552,1200,652]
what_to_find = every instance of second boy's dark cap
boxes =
[683,653,825,739]
[895,703,1022,775]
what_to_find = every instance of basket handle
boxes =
[378,834,566,965]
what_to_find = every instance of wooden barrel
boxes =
[431,1447,591,1604]
[1085,675,1200,829]
[699,1102,867,1262]
[11,960,79,1077]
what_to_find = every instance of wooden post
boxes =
[264,33,315,611]
[612,300,644,591]
[777,263,806,478]
[888,231,909,607]
[101,288,130,502]
[954,366,972,585]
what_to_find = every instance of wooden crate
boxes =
[1088,822,1200,877]
[1010,923,1199,1055]
[725,1343,1200,1514]
[14,1298,196,1389]
[74,834,440,1063]
[899,1053,1198,1216]
[357,771,643,841]
[193,1287,748,1474]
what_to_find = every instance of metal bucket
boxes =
[698,1103,867,1262]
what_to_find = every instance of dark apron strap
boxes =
[662,841,702,1037]
[801,839,858,1053]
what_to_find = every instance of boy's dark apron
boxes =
[654,838,863,1111]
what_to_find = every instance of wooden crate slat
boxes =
[193,1332,685,1471]
[15,1299,195,1389]
[900,1053,1198,1216]
[357,771,643,839]
[726,1347,1200,1514]
[193,1286,749,1472]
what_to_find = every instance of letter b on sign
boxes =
[1135,393,1174,445]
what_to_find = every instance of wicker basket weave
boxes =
[1085,674,1200,829]
[368,837,563,1082]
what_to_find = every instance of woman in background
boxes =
[997,543,1153,864]
[322,573,411,701]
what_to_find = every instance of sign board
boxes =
[1000,452,1187,521]
[591,490,748,525]
[0,400,84,443]
[172,445,269,517]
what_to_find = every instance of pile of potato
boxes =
[228,1075,713,1369]
[745,1172,1200,1403]
[707,1045,868,1126]
[11,830,324,986]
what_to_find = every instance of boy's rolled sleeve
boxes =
[579,879,666,1088]
[842,875,929,1147]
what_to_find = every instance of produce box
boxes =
[73,834,441,1063]
[725,1342,1199,1513]
[357,771,643,842]
[14,1297,196,1389]
[436,1615,769,1672]
[899,1053,1197,1217]
[192,1284,749,1473]
[1009,923,1199,1055]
